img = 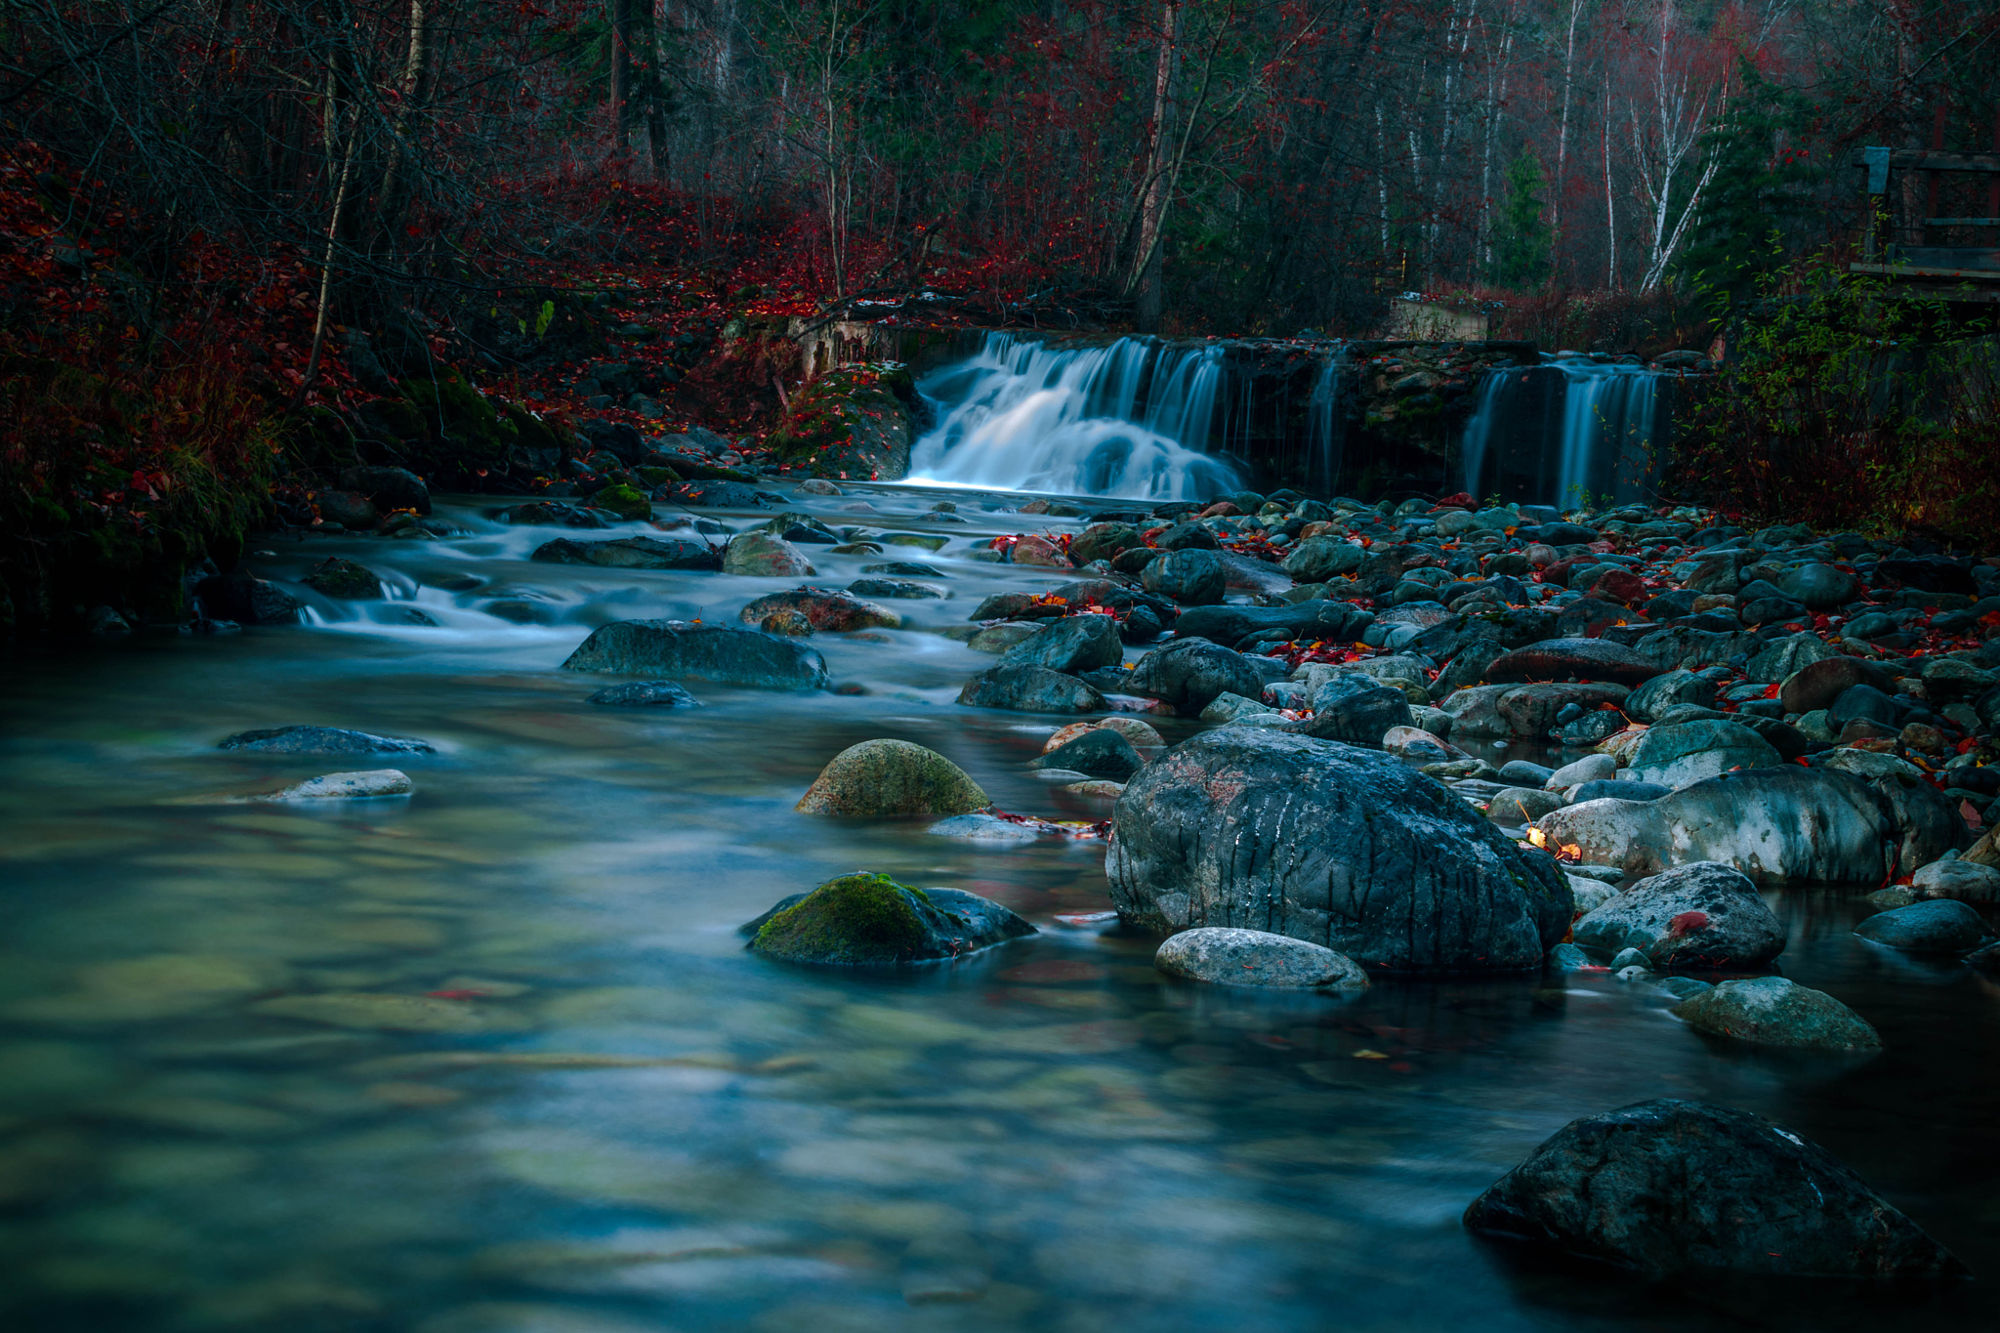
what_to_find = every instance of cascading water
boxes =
[905,333,1241,500]
[1459,356,1665,508]
[1306,348,1349,492]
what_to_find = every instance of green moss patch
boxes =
[751,872,938,965]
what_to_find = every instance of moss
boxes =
[638,464,682,486]
[751,873,937,965]
[590,482,651,520]
[304,557,383,598]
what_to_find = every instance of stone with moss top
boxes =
[745,872,1035,965]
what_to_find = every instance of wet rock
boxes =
[1546,754,1615,789]
[1383,725,1461,763]
[1486,638,1660,686]
[745,873,1035,965]
[531,536,718,570]
[1672,977,1880,1051]
[671,479,781,508]
[1625,720,1781,788]
[1172,600,1370,649]
[316,490,378,529]
[340,465,430,515]
[958,665,1106,714]
[219,726,435,755]
[1463,1099,1965,1279]
[1853,900,1992,954]
[721,532,815,576]
[1778,562,1860,610]
[1141,547,1226,605]
[1126,638,1264,713]
[196,574,301,625]
[1913,857,2000,903]
[561,619,828,691]
[1045,717,1165,752]
[760,609,814,636]
[996,613,1123,676]
[1283,537,1365,583]
[1571,862,1783,970]
[304,558,383,598]
[846,577,944,600]
[1292,672,1411,747]
[796,740,990,817]
[924,813,1042,843]
[739,587,900,632]
[1200,691,1277,723]
[1107,728,1573,972]
[499,501,608,528]
[1070,522,1143,566]
[1029,728,1141,782]
[585,681,700,708]
[861,560,942,578]
[1154,928,1370,991]
[1487,787,1562,824]
[264,769,413,801]
[1829,683,1900,733]
[1572,778,1671,803]
[1538,766,1959,885]
[966,622,1038,654]
[1443,682,1629,739]
[1623,669,1717,721]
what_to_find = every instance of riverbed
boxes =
[1,484,1994,1332]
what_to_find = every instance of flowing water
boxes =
[1461,358,1665,507]
[2,486,1996,1333]
[906,334,1241,501]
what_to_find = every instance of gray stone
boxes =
[1778,562,1861,610]
[219,726,434,756]
[1625,720,1781,788]
[1546,754,1615,789]
[531,536,718,570]
[1853,900,1992,955]
[722,532,815,576]
[1672,976,1880,1051]
[1464,1099,1964,1278]
[1913,857,2000,904]
[1154,927,1369,991]
[561,620,829,691]
[996,614,1123,676]
[1141,547,1226,605]
[1283,537,1365,583]
[796,740,989,816]
[265,769,413,801]
[958,665,1106,714]
[1029,729,1141,782]
[586,681,700,708]
[1292,672,1412,747]
[1127,638,1265,713]
[1623,669,1717,721]
[1572,861,1784,971]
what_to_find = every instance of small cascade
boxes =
[1459,357,1667,508]
[1306,349,1349,492]
[905,333,1241,500]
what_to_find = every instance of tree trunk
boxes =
[1552,0,1584,264]
[611,0,634,150]
[1129,0,1183,333]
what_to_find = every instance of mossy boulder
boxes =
[766,363,918,481]
[303,557,383,599]
[796,740,989,816]
[588,483,652,521]
[745,872,1035,965]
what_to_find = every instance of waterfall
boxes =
[1458,357,1665,508]
[1306,349,1348,492]
[904,333,1241,500]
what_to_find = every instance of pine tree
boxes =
[1488,150,1552,290]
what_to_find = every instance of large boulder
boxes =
[1154,928,1369,992]
[1536,767,1958,885]
[561,619,828,691]
[1141,547,1226,605]
[1283,537,1365,583]
[1853,900,1992,955]
[1913,857,2000,904]
[1484,638,1661,686]
[531,536,719,570]
[745,873,1035,965]
[739,587,900,632]
[722,532,815,576]
[957,665,1106,714]
[1292,672,1411,747]
[1778,562,1861,610]
[1126,638,1264,713]
[1571,862,1784,970]
[1070,521,1143,567]
[1672,977,1881,1051]
[996,614,1123,676]
[1464,1100,1964,1279]
[1625,720,1781,789]
[1107,729,1573,973]
[796,740,989,817]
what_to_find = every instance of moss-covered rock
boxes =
[304,557,383,598]
[796,740,989,816]
[766,362,918,481]
[746,872,1035,965]
[589,482,651,521]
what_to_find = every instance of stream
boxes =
[1,483,1995,1332]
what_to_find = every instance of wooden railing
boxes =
[1854,146,2000,292]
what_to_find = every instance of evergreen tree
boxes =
[1488,150,1552,289]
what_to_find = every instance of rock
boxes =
[925,813,1043,843]
[1487,787,1562,823]
[219,726,434,755]
[797,478,842,495]
[340,464,430,515]
[1546,754,1615,789]
[721,532,815,576]
[1569,861,1785,971]
[1968,940,2000,974]
[1778,562,1860,610]
[745,873,1035,965]
[585,681,700,708]
[1672,977,1880,1051]
[1539,767,1957,885]
[796,740,990,816]
[1283,537,1365,583]
[1172,601,1370,649]
[196,574,301,625]
[1070,522,1143,566]
[499,500,608,528]
[531,536,718,570]
[265,769,413,801]
[1155,520,1220,551]
[303,558,383,598]
[862,561,942,578]
[1292,672,1411,747]
[1913,857,2000,903]
[560,619,828,691]
[1126,638,1265,713]
[1572,778,1670,803]
[1154,928,1369,991]
[1029,729,1142,782]
[760,609,814,636]
[1107,729,1573,972]
[1625,720,1781,788]
[845,577,944,600]
[967,622,1038,654]
[1497,759,1556,786]
[1485,638,1661,686]
[1778,655,1892,714]
[1442,682,1629,739]
[1853,900,1992,954]
[1623,669,1717,721]
[1383,725,1461,763]
[1829,683,1900,732]
[739,587,900,632]
[316,490,378,529]
[1141,547,1226,605]
[957,665,1106,714]
[1463,1099,1964,1278]
[995,614,1123,676]
[1044,718,1165,752]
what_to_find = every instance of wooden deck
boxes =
[1854,146,2000,299]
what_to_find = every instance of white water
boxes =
[905,333,1241,500]
[1458,367,1517,499]
[1306,349,1347,491]
[1460,357,1663,508]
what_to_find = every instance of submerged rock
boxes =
[561,620,828,691]
[531,536,718,570]
[1154,927,1369,991]
[304,558,383,598]
[220,726,435,756]
[264,770,413,801]
[1029,728,1141,782]
[1672,976,1880,1051]
[796,740,989,817]
[722,532,815,576]
[745,873,1035,965]
[585,681,701,708]
[1464,1099,1965,1279]
[1571,862,1784,971]
[1107,728,1572,973]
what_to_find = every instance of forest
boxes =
[2,5,2000,1333]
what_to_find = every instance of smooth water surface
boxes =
[2,486,1995,1333]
